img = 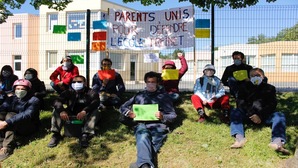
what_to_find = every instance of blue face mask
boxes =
[234,59,242,66]
[71,82,84,91]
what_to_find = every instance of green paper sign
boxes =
[53,25,66,34]
[71,55,84,64]
[133,104,159,121]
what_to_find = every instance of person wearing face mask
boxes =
[221,51,253,98]
[191,64,230,123]
[160,51,188,103]
[92,58,125,109]
[119,71,176,168]
[229,68,289,155]
[48,75,100,148]
[50,56,79,94]
[0,65,18,105]
[24,68,46,109]
[0,79,40,161]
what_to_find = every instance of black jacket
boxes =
[53,87,100,115]
[237,81,277,121]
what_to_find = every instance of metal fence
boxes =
[0,4,297,92]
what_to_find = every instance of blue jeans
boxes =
[50,81,67,94]
[134,123,168,168]
[230,108,287,143]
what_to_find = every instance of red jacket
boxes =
[161,56,188,93]
[50,65,79,85]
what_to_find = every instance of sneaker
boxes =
[141,163,151,168]
[47,133,62,148]
[230,138,247,149]
[269,143,290,155]
[80,134,89,148]
[0,147,13,161]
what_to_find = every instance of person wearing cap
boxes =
[191,64,230,123]
[0,65,18,105]
[229,68,289,155]
[160,51,188,103]
[92,58,125,108]
[50,56,79,94]
[24,68,46,109]
[48,75,100,148]
[221,51,253,98]
[0,79,40,161]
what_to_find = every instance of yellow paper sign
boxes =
[233,70,248,81]
[161,69,179,80]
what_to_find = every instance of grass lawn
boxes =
[1,91,298,168]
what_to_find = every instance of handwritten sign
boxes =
[107,6,194,50]
[133,104,159,121]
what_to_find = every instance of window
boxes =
[261,54,275,72]
[48,13,58,31]
[221,56,232,69]
[110,53,124,70]
[244,55,256,66]
[47,51,58,69]
[14,55,22,71]
[67,12,99,30]
[14,23,22,38]
[281,54,298,72]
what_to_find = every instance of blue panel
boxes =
[195,19,210,28]
[67,32,81,41]
[93,20,107,29]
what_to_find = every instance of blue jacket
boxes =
[119,89,177,126]
[193,75,225,102]
[0,93,40,126]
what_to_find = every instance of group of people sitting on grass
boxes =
[0,51,295,168]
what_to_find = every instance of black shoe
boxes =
[47,133,62,148]
[0,147,13,161]
[140,163,151,168]
[222,109,230,124]
[80,134,89,148]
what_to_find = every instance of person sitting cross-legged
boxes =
[47,75,100,148]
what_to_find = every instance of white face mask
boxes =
[234,59,242,66]
[146,83,157,92]
[15,90,28,99]
[25,74,33,80]
[250,76,263,85]
[72,82,84,91]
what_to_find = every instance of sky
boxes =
[11,0,298,49]
[12,0,298,14]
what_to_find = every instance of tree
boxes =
[247,23,298,44]
[0,0,73,24]
[0,0,278,24]
[122,0,277,10]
